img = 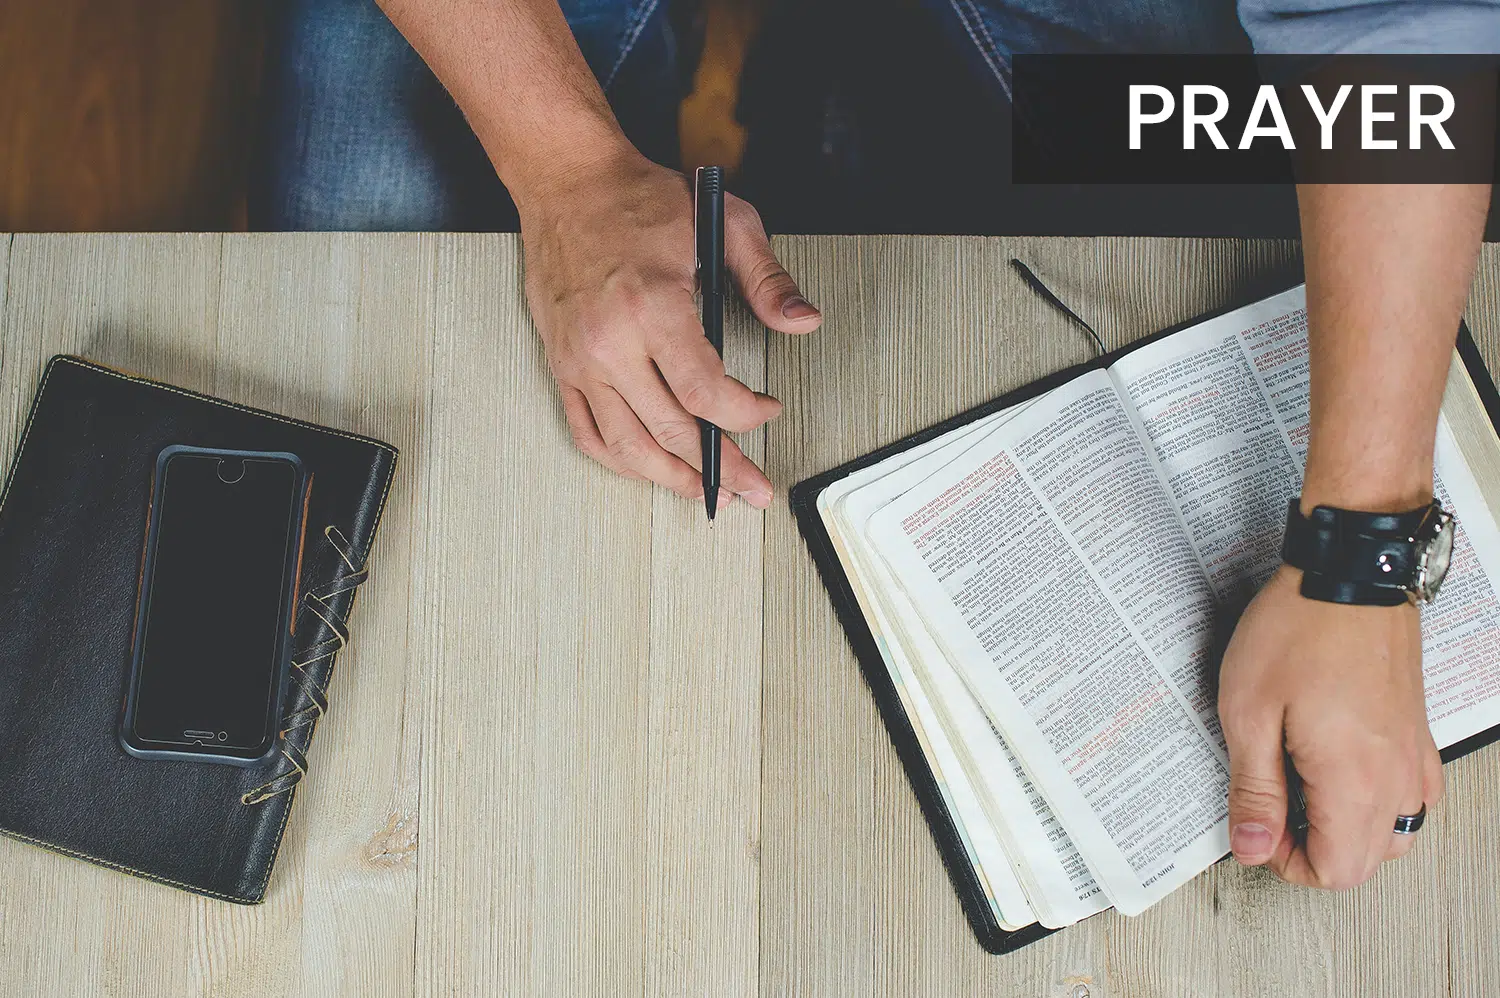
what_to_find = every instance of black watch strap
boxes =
[1281,499,1427,606]
[1295,572,1409,606]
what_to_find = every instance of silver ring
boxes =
[1394,803,1427,835]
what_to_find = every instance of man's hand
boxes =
[518,151,821,508]
[1217,181,1489,892]
[1218,565,1443,889]
[373,0,820,506]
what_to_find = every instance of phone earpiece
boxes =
[217,459,245,484]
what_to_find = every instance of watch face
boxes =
[1418,513,1456,602]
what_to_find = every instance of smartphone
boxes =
[120,446,309,765]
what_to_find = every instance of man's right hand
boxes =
[517,149,822,509]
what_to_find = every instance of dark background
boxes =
[0,1,265,231]
[14,0,1487,239]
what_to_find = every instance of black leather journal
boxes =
[0,356,397,903]
[790,293,1500,954]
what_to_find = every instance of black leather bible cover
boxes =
[0,356,398,903]
[790,296,1500,955]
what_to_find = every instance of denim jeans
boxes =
[252,0,683,230]
[250,0,1249,232]
[923,0,1247,102]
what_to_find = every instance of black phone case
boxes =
[790,290,1500,954]
[119,446,309,767]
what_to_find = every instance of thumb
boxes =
[1224,713,1289,866]
[723,195,822,335]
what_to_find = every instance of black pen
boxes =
[695,166,725,521]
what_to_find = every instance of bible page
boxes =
[1109,285,1500,751]
[827,408,1108,927]
[867,370,1232,915]
[818,413,1037,930]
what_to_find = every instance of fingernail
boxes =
[717,490,733,510]
[741,489,773,509]
[756,393,784,415]
[781,296,820,320]
[1231,823,1273,863]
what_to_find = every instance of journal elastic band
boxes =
[242,525,370,806]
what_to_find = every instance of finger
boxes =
[1386,744,1434,858]
[1385,789,1425,862]
[1270,841,1321,887]
[1299,763,1392,890]
[583,384,702,498]
[1223,709,1289,867]
[715,434,775,509]
[650,319,782,433]
[614,363,776,507]
[724,195,822,335]
[1270,795,1389,889]
[1267,824,1299,873]
[1384,809,1424,861]
[559,385,644,481]
[1422,734,1445,806]
[1267,767,1302,873]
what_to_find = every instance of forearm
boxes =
[1299,183,1490,513]
[376,0,634,208]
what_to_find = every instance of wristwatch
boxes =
[1281,498,1457,606]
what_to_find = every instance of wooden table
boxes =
[2,233,1498,998]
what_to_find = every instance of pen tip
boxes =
[704,486,719,521]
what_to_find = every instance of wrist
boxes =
[483,123,643,220]
[1298,477,1433,517]
[1299,445,1434,517]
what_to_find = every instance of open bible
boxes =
[792,285,1500,951]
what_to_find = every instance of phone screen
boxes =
[125,449,305,761]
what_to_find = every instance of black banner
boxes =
[1012,55,1498,184]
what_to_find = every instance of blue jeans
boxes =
[250,0,1249,231]
[253,0,683,230]
[924,0,1246,101]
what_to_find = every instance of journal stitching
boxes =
[603,0,662,92]
[52,357,397,455]
[0,355,400,902]
[0,826,264,903]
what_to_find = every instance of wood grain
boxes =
[0,235,9,406]
[0,1,262,232]
[643,292,765,998]
[414,236,661,996]
[210,234,431,997]
[0,234,1497,998]
[0,234,223,998]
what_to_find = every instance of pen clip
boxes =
[692,166,703,282]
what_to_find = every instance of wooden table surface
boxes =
[2,233,1499,998]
